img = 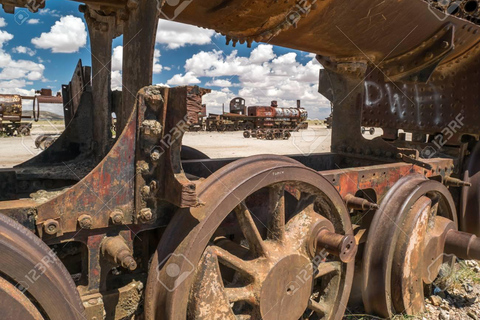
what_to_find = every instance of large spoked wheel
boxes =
[362,175,457,318]
[146,155,355,320]
[0,214,85,320]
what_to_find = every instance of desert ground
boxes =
[0,123,382,167]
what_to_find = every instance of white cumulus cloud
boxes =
[0,25,45,93]
[27,19,40,25]
[171,45,330,118]
[31,15,87,53]
[205,79,233,87]
[12,46,36,56]
[167,72,200,86]
[156,20,215,49]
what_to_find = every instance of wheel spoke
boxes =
[268,184,286,242]
[224,286,258,305]
[190,249,237,320]
[234,202,268,257]
[308,299,328,315]
[314,261,341,279]
[210,245,256,279]
[296,192,317,212]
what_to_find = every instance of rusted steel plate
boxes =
[171,0,480,64]
[33,101,137,235]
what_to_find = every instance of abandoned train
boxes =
[2,0,480,320]
[203,97,308,132]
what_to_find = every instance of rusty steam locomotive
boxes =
[204,97,308,132]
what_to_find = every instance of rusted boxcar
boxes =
[2,1,480,320]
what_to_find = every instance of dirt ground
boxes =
[0,124,382,167]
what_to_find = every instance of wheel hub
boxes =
[259,254,312,320]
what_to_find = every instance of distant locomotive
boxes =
[0,89,63,136]
[0,94,32,136]
[205,97,308,132]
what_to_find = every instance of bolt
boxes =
[88,298,98,305]
[150,149,162,161]
[44,219,59,235]
[139,208,153,222]
[110,210,124,225]
[141,185,151,196]
[441,41,450,49]
[149,180,159,191]
[78,214,93,229]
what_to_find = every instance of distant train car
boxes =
[0,94,32,136]
[205,98,308,131]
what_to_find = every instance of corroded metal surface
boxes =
[0,213,85,319]
[362,175,458,318]
[146,155,355,320]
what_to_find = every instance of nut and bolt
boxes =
[110,210,124,225]
[149,180,159,191]
[78,214,93,229]
[150,149,163,161]
[139,208,153,222]
[44,219,59,235]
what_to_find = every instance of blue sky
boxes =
[0,2,331,119]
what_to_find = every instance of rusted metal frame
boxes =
[119,0,159,135]
[82,5,118,160]
[182,155,454,208]
[135,86,200,214]
[321,158,455,200]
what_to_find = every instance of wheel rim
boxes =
[0,214,85,320]
[0,277,44,320]
[362,174,457,318]
[146,155,355,320]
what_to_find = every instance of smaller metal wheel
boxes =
[243,130,251,138]
[363,175,458,318]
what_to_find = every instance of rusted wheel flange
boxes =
[362,175,457,318]
[145,155,355,320]
[0,214,85,320]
